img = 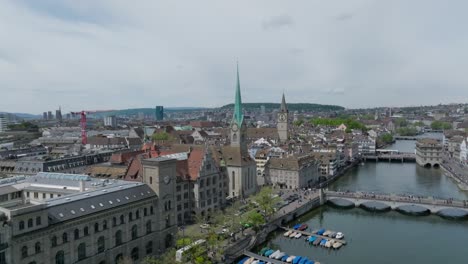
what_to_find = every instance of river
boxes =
[260,137,468,264]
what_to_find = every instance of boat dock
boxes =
[280,226,347,245]
[243,251,287,264]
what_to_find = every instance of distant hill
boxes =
[109,107,209,117]
[0,112,40,120]
[220,103,344,112]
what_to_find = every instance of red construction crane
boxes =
[70,110,116,145]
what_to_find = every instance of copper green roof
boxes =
[233,63,244,127]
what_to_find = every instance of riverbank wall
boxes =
[441,163,468,191]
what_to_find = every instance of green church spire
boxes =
[233,63,243,127]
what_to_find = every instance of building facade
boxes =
[103,116,117,128]
[155,106,164,121]
[416,138,443,167]
[267,154,320,189]
[0,171,177,264]
[0,115,7,133]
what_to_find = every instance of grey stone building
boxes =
[0,168,177,264]
[416,138,443,167]
[277,93,289,142]
[267,154,321,189]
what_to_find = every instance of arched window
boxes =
[74,229,79,240]
[131,247,139,261]
[150,206,154,215]
[115,254,123,264]
[28,218,33,228]
[131,225,138,240]
[146,241,153,254]
[21,246,28,258]
[103,220,108,230]
[129,212,133,221]
[78,243,86,260]
[97,236,105,253]
[35,242,41,253]
[144,208,148,216]
[115,230,122,246]
[146,220,152,234]
[120,215,124,225]
[112,217,117,227]
[149,177,152,184]
[55,250,65,264]
[136,210,140,219]
[84,226,89,236]
[165,234,173,249]
[51,235,57,247]
[36,216,41,226]
[62,232,68,243]
[19,220,25,230]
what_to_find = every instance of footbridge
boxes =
[364,152,415,162]
[324,190,468,215]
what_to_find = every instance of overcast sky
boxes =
[1,0,468,114]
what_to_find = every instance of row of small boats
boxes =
[313,228,344,240]
[253,247,320,264]
[292,223,308,231]
[283,230,303,239]
[306,236,343,249]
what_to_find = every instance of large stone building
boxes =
[0,170,177,264]
[416,138,443,167]
[267,154,320,189]
[277,94,289,142]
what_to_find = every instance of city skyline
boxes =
[1,0,468,113]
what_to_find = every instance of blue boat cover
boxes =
[238,256,249,264]
[265,249,274,256]
[316,229,325,235]
[293,256,302,264]
[299,257,308,264]
[282,255,289,261]
[309,236,316,242]
[293,224,301,230]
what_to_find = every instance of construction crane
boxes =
[70,110,116,145]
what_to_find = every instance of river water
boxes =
[261,137,468,264]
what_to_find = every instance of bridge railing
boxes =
[325,191,468,208]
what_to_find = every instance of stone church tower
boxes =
[277,93,289,142]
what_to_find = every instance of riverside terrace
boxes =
[325,190,468,217]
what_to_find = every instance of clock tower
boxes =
[230,64,247,153]
[277,93,289,142]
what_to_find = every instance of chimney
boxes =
[79,180,86,192]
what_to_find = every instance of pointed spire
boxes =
[233,63,243,126]
[280,93,288,112]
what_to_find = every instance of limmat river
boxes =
[260,138,468,264]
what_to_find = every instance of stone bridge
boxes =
[324,190,468,216]
[363,153,416,162]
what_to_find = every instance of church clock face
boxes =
[232,123,239,132]
[278,113,287,122]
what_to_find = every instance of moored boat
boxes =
[244,257,255,264]
[335,232,344,239]
[292,256,302,264]
[308,236,317,243]
[319,239,327,246]
[284,230,292,237]
[258,247,269,255]
[293,224,301,230]
[316,229,326,235]
[295,233,302,239]
[333,241,343,249]
[298,224,308,231]
[238,257,249,264]
[264,249,274,257]
[289,232,297,238]
[329,232,337,238]
[275,252,286,260]
[323,230,332,236]
[281,255,289,262]
[313,238,321,246]
[299,257,308,264]
[325,240,333,248]
[269,250,281,259]
[286,256,296,263]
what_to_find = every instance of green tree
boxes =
[414,121,425,127]
[152,132,173,141]
[431,121,452,130]
[397,127,418,136]
[293,119,304,126]
[244,211,265,231]
[379,133,393,144]
[395,118,408,127]
[253,187,281,218]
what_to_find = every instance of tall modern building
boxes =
[43,112,47,120]
[0,114,8,133]
[277,93,289,142]
[155,106,164,121]
[47,111,53,120]
[56,107,62,122]
[104,116,117,128]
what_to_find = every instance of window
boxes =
[19,220,25,230]
[136,210,140,219]
[176,185,181,192]
[74,229,79,240]
[51,236,57,247]
[84,226,89,236]
[50,193,54,198]
[28,218,33,228]
[112,217,117,227]
[103,220,108,230]
[78,243,86,260]
[146,220,152,234]
[149,177,152,184]
[146,241,153,254]
[35,242,41,253]
[131,247,139,261]
[144,208,148,216]
[34,192,38,199]
[27,192,30,198]
[62,232,68,243]
[0,252,6,264]
[150,206,154,215]
[55,251,64,264]
[129,212,133,221]
[232,171,235,189]
[42,193,46,199]
[97,236,105,253]
[36,216,41,226]
[21,246,28,258]
[131,225,138,240]
[120,215,124,225]
[115,230,122,246]
[94,223,99,233]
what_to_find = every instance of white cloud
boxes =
[1,0,468,113]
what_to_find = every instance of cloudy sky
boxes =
[1,0,468,114]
